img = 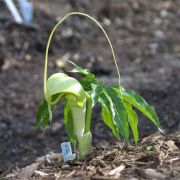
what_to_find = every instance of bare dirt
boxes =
[0,0,180,179]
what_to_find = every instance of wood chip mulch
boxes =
[4,133,180,180]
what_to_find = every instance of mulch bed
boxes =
[4,133,180,179]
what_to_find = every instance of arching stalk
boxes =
[44,12,121,99]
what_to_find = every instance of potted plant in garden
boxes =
[36,12,162,159]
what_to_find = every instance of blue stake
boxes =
[61,142,76,162]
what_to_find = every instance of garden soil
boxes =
[0,0,180,179]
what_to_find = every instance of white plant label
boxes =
[61,142,76,162]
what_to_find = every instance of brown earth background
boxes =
[0,0,180,179]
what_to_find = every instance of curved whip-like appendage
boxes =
[44,12,121,98]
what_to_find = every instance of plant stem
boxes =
[70,100,92,159]
[85,93,92,133]
[70,104,86,137]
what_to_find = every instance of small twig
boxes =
[167,157,180,163]
[81,158,88,171]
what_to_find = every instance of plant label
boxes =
[61,142,76,162]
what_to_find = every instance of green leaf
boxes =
[90,84,104,107]
[72,66,99,93]
[36,99,50,129]
[71,66,91,75]
[80,74,97,91]
[120,87,160,127]
[123,102,139,143]
[98,92,120,139]
[105,87,130,141]
[64,100,77,149]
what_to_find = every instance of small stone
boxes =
[153,18,162,25]
[140,168,166,179]
[103,18,111,26]
[149,43,159,54]
[154,30,166,39]
[128,178,139,180]
[61,28,73,38]
[160,10,168,18]
[61,164,70,170]
[25,54,32,61]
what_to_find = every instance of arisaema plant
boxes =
[36,12,162,159]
